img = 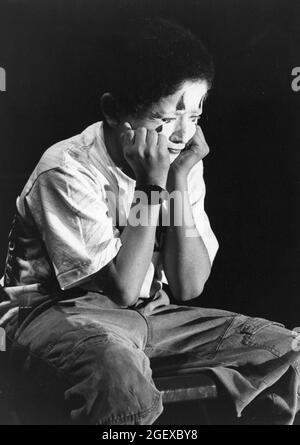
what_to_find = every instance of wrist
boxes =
[135,178,167,190]
[166,168,188,192]
[134,183,167,206]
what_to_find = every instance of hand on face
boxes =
[169,125,210,176]
[119,81,209,180]
[120,122,170,188]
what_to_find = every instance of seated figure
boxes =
[1,18,300,425]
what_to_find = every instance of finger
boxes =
[123,121,133,131]
[188,126,209,153]
[157,133,168,152]
[190,141,210,158]
[194,125,206,143]
[122,122,134,137]
[187,125,203,145]
[135,127,147,155]
[190,137,210,155]
[146,130,158,153]
[135,127,147,143]
[121,121,135,144]
[121,129,135,146]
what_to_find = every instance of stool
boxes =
[0,370,218,425]
[154,373,218,425]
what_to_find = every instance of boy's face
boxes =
[125,80,209,162]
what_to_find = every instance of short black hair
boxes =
[102,18,214,116]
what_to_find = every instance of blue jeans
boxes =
[4,289,300,425]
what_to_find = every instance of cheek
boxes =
[160,122,198,142]
[159,123,176,139]
[186,122,198,141]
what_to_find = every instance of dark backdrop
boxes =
[0,0,299,327]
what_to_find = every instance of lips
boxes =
[168,147,184,154]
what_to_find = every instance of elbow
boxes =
[94,262,140,307]
[115,278,141,306]
[94,277,139,307]
[172,278,207,302]
[182,285,205,302]
[118,289,140,307]
[104,282,139,307]
[182,266,211,301]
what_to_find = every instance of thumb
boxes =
[123,121,132,131]
[187,125,205,148]
[121,121,135,143]
[185,125,210,159]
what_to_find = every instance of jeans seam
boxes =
[44,324,104,357]
[133,309,152,351]
[214,315,240,356]
[95,392,162,425]
[241,320,285,336]
[68,331,139,364]
[237,343,300,403]
[241,336,284,357]
[145,346,215,361]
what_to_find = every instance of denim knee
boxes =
[63,338,163,425]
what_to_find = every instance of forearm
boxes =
[163,171,211,301]
[95,189,160,306]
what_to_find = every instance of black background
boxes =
[0,0,299,327]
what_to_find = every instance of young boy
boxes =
[1,18,300,425]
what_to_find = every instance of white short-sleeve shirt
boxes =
[3,122,219,302]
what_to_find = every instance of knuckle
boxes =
[148,130,158,144]
[148,129,156,138]
[204,143,210,153]
[136,127,146,137]
[158,134,168,147]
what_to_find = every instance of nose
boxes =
[169,118,189,144]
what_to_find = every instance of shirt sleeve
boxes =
[26,166,122,290]
[187,160,219,264]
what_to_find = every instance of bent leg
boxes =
[139,304,300,424]
[213,315,300,424]
[7,299,163,425]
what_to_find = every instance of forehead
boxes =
[151,81,208,115]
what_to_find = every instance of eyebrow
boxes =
[150,94,208,119]
[150,109,202,119]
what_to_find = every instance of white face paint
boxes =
[128,80,208,162]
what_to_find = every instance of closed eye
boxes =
[162,118,176,124]
[160,115,201,124]
[190,115,201,123]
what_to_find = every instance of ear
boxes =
[100,93,121,127]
